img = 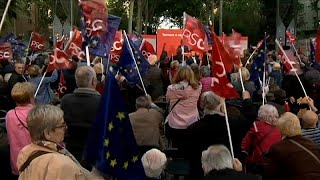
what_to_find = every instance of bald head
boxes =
[75,66,97,89]
[302,110,319,128]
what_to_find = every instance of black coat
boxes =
[186,56,200,66]
[203,169,261,180]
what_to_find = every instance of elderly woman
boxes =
[232,67,256,96]
[241,104,282,174]
[28,64,58,105]
[6,82,34,176]
[267,112,320,179]
[200,66,212,93]
[17,105,102,180]
[141,148,167,179]
[165,66,202,150]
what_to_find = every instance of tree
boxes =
[310,0,320,28]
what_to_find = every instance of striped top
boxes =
[302,127,320,146]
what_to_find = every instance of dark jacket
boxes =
[60,88,101,164]
[8,71,27,90]
[143,65,164,101]
[186,56,200,66]
[269,70,283,87]
[203,169,261,180]
[267,136,320,180]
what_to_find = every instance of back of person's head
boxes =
[239,67,250,81]
[75,66,97,88]
[171,60,179,69]
[148,54,158,65]
[135,96,150,109]
[190,63,200,81]
[173,66,199,89]
[258,104,279,125]
[200,66,211,78]
[28,64,41,78]
[200,91,222,112]
[273,62,281,70]
[141,148,167,178]
[302,110,319,129]
[277,112,301,137]
[11,82,35,105]
[201,145,233,174]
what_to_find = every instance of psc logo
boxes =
[182,29,205,50]
[0,51,10,59]
[110,40,123,52]
[31,41,44,50]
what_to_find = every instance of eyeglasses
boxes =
[54,122,67,129]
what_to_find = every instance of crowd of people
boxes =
[0,44,319,180]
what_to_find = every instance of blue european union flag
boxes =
[0,33,26,57]
[84,72,146,179]
[204,25,212,45]
[117,33,149,87]
[104,14,121,67]
[130,31,143,48]
[250,39,266,89]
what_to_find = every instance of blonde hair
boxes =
[28,64,41,78]
[171,60,179,69]
[277,112,302,137]
[239,67,250,81]
[11,82,35,105]
[172,66,199,89]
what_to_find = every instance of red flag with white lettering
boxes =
[223,29,242,66]
[211,32,239,99]
[182,13,208,53]
[140,39,156,59]
[58,71,67,98]
[285,31,297,44]
[47,48,72,72]
[0,42,13,62]
[110,31,123,63]
[56,35,68,50]
[30,32,45,52]
[65,29,85,60]
[276,39,297,73]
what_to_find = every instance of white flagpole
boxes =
[0,0,12,32]
[290,42,303,65]
[123,30,147,95]
[238,67,245,92]
[244,48,258,67]
[262,32,267,105]
[34,71,47,98]
[223,101,234,159]
[85,46,90,66]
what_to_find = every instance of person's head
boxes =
[28,64,41,78]
[135,96,150,110]
[93,63,104,82]
[171,60,179,69]
[200,91,223,112]
[277,112,301,137]
[173,66,199,89]
[14,60,25,75]
[75,66,97,89]
[11,82,35,106]
[190,63,200,81]
[141,148,167,178]
[302,110,319,129]
[257,104,279,125]
[200,66,211,78]
[239,67,250,81]
[27,105,67,143]
[148,54,158,66]
[272,62,281,71]
[191,50,196,56]
[201,145,233,175]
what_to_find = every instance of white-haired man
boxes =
[141,148,167,179]
[202,145,261,180]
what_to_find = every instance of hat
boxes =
[148,55,158,65]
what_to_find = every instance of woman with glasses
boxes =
[17,105,103,180]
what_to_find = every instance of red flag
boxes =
[285,31,297,44]
[65,29,85,60]
[140,39,156,59]
[223,29,242,66]
[276,39,297,73]
[47,48,72,72]
[316,30,320,63]
[58,71,67,98]
[110,31,123,63]
[182,13,208,53]
[0,42,13,62]
[56,35,68,50]
[211,32,239,99]
[30,32,45,52]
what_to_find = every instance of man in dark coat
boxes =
[186,50,200,66]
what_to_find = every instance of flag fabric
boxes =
[250,38,266,87]
[182,13,208,53]
[84,72,146,179]
[110,31,123,63]
[140,39,156,59]
[204,25,212,45]
[80,0,108,57]
[0,33,26,57]
[310,38,316,63]
[225,29,242,62]
[58,71,67,98]
[65,29,86,60]
[211,32,239,99]
[0,42,13,62]
[104,14,121,66]
[47,48,72,72]
[276,39,297,73]
[118,33,149,87]
[55,35,68,50]
[286,31,297,44]
[30,32,45,52]
[130,31,143,48]
[316,30,320,63]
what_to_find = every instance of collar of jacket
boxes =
[74,88,100,96]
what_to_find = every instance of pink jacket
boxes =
[166,82,202,129]
[200,77,213,93]
[6,104,33,175]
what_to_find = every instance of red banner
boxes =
[47,48,72,72]
[58,71,67,98]
[65,29,85,60]
[156,29,184,59]
[182,13,208,53]
[0,42,13,62]
[140,39,156,59]
[109,31,123,63]
[30,32,45,52]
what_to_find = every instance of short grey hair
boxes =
[135,96,150,109]
[75,66,97,88]
[200,91,222,111]
[201,145,233,173]
[27,105,64,141]
[200,66,211,77]
[258,104,279,125]
[141,148,167,178]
